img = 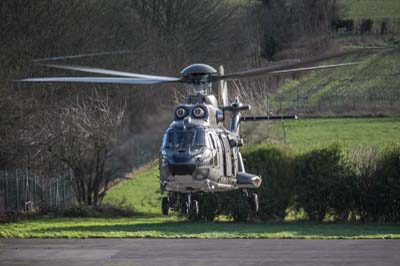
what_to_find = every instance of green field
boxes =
[343,0,400,19]
[104,164,162,215]
[242,117,400,151]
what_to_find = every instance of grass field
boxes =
[1,217,400,239]
[343,0,400,19]
[242,117,400,151]
[104,164,162,215]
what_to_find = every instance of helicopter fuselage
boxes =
[159,94,262,193]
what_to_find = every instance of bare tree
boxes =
[36,91,126,206]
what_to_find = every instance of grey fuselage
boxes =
[159,94,261,193]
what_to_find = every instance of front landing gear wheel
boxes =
[249,193,259,213]
[162,197,169,215]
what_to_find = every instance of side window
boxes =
[209,133,216,149]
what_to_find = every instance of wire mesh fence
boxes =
[0,170,75,214]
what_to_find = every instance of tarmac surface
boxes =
[0,238,399,266]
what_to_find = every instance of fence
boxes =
[270,88,400,115]
[0,170,75,214]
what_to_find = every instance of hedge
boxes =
[193,142,400,223]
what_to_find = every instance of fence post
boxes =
[5,171,8,212]
[15,170,19,212]
[63,176,66,207]
[56,177,59,208]
[25,169,29,212]
[34,174,37,210]
[49,179,52,209]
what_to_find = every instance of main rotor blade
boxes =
[17,77,179,85]
[217,49,376,81]
[269,62,361,75]
[218,65,229,107]
[33,50,132,62]
[39,64,180,81]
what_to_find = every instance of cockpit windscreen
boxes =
[163,128,207,148]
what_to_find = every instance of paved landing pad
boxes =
[1,238,399,266]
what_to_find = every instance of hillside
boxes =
[271,49,400,115]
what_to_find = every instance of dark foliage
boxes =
[356,144,400,222]
[59,203,135,218]
[360,19,374,34]
[332,19,354,32]
[242,144,295,221]
[192,143,400,223]
[294,144,352,221]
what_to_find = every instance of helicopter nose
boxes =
[168,163,196,176]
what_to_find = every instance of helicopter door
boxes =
[209,133,219,168]
[219,135,233,177]
[232,147,237,177]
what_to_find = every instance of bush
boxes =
[193,142,400,223]
[349,147,379,222]
[294,144,353,222]
[242,144,295,221]
[194,191,250,222]
[377,144,400,221]
[60,202,135,218]
[349,144,400,222]
[362,144,400,222]
[360,18,373,34]
[220,191,250,222]
[194,193,220,222]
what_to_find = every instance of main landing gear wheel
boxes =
[162,197,169,215]
[249,193,259,213]
[242,189,259,213]
[181,193,200,217]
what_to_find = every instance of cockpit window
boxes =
[162,128,207,148]
[194,130,206,146]
[176,130,195,147]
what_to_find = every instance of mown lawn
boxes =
[1,217,400,239]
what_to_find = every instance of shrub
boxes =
[349,146,379,222]
[195,191,251,222]
[350,144,400,222]
[294,144,353,222]
[60,202,135,218]
[374,144,400,222]
[242,144,295,222]
[359,18,373,34]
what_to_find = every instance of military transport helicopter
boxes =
[19,51,363,216]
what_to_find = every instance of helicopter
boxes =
[18,51,363,216]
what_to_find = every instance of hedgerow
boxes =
[194,142,400,222]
